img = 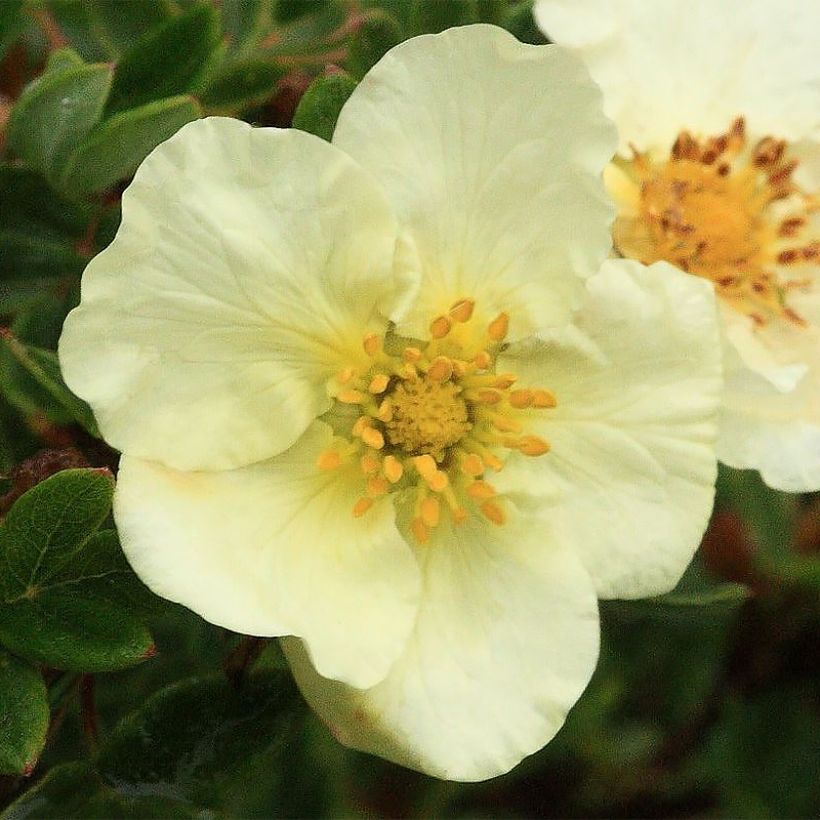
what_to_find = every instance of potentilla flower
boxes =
[59,26,722,781]
[535,0,820,491]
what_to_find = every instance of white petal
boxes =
[283,504,599,782]
[333,24,616,340]
[535,0,820,152]
[501,259,722,599]
[60,117,409,471]
[114,422,421,688]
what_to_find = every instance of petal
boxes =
[282,503,599,782]
[535,0,820,152]
[333,24,616,340]
[113,421,421,688]
[60,117,409,471]
[500,259,722,599]
[718,342,820,491]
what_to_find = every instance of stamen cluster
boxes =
[317,299,557,543]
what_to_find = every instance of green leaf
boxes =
[292,72,358,142]
[42,47,85,77]
[263,0,347,57]
[0,334,99,435]
[0,0,25,62]
[97,672,323,816]
[0,649,49,776]
[411,0,479,33]
[60,95,201,195]
[2,762,200,819]
[201,59,285,111]
[221,0,272,54]
[347,9,402,77]
[105,4,220,114]
[504,0,548,45]
[7,64,112,184]
[0,469,155,672]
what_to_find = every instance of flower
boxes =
[59,25,722,781]
[535,0,820,491]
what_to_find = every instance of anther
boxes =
[467,480,496,499]
[427,356,453,382]
[477,389,502,405]
[488,312,509,342]
[353,497,374,518]
[480,500,506,525]
[361,427,385,449]
[473,351,492,370]
[383,455,403,483]
[509,389,534,409]
[516,435,551,456]
[420,496,441,527]
[493,374,517,389]
[338,389,366,404]
[449,298,475,323]
[368,373,390,394]
[491,415,523,433]
[402,347,422,363]
[352,416,370,437]
[337,367,356,384]
[363,333,381,357]
[411,518,430,544]
[532,389,557,408]
[460,453,484,477]
[360,453,380,474]
[317,450,341,471]
[777,249,801,265]
[367,476,389,497]
[376,400,393,422]
[430,315,452,339]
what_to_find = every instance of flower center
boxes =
[611,116,818,327]
[316,299,557,543]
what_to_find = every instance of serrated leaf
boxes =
[97,671,322,816]
[2,762,200,819]
[0,334,98,435]
[60,95,201,195]
[0,650,49,776]
[292,72,358,142]
[7,64,112,184]
[105,4,220,114]
[0,469,155,672]
[201,58,285,111]
[347,9,402,77]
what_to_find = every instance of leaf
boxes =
[263,0,347,57]
[292,72,358,142]
[504,0,548,45]
[201,58,285,111]
[2,762,200,819]
[221,0,272,54]
[60,95,201,195]
[411,0,479,33]
[0,333,98,435]
[105,4,220,114]
[0,649,49,776]
[347,9,402,77]
[7,64,112,184]
[97,672,324,816]
[42,47,85,77]
[0,0,25,62]
[0,469,156,672]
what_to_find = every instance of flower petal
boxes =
[535,0,820,152]
[500,259,722,599]
[114,422,421,688]
[333,24,615,340]
[60,117,409,471]
[282,504,599,782]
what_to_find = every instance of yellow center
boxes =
[316,299,557,543]
[612,117,818,327]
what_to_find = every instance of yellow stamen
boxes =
[361,427,385,449]
[460,453,484,477]
[403,346,422,363]
[532,389,557,408]
[360,453,379,474]
[411,517,430,544]
[337,367,356,384]
[429,315,452,339]
[353,497,374,518]
[488,312,509,342]
[368,373,390,394]
[516,435,551,456]
[467,480,496,499]
[509,389,534,409]
[363,333,381,357]
[367,476,389,497]
[382,455,403,483]
[420,496,441,527]
[427,356,453,382]
[449,298,475,323]
[480,500,506,525]
[338,389,365,404]
[317,450,341,471]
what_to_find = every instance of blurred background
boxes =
[0,1,818,817]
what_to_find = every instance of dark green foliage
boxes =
[347,9,403,77]
[0,650,49,776]
[292,72,358,141]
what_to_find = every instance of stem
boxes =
[223,636,268,689]
[79,675,98,749]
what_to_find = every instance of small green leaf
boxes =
[221,0,272,54]
[7,64,112,184]
[347,9,402,77]
[0,334,98,435]
[60,95,201,195]
[201,59,285,111]
[2,762,200,819]
[412,0,479,33]
[263,0,347,57]
[42,47,85,76]
[105,4,220,114]
[0,649,49,776]
[504,0,548,45]
[292,72,358,142]
[0,469,156,672]
[0,0,25,62]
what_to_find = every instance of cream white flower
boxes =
[59,26,722,781]
[535,0,820,491]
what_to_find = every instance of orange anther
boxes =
[377,399,393,422]
[412,454,438,479]
[411,517,430,544]
[353,497,374,518]
[383,455,404,483]
[467,480,496,499]
[509,389,534,409]
[363,333,381,356]
[427,470,449,493]
[493,373,517,389]
[367,476,390,497]
[338,389,365,404]
[460,453,484,477]
[473,351,492,370]
[317,450,341,471]
[369,373,390,394]
[480,500,506,525]
[402,346,422,363]
[532,389,557,408]
[360,453,380,474]
[517,435,551,456]
[492,414,523,433]
[451,507,468,524]
[361,427,385,449]
[427,356,453,382]
[430,315,452,339]
[477,389,502,405]
[420,496,441,527]
[352,416,370,437]
[449,298,475,323]
[488,312,509,342]
[337,367,356,384]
